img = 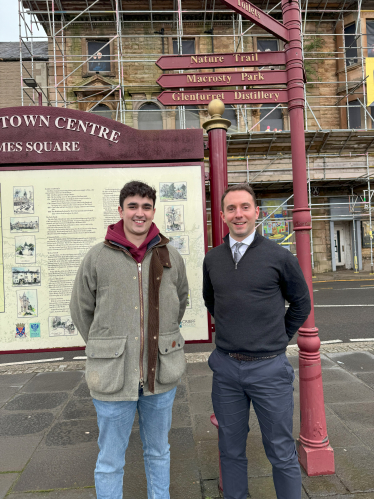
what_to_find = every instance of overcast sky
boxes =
[0,1,43,42]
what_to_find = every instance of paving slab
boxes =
[196,441,220,480]
[192,414,219,442]
[12,444,98,492]
[0,435,43,472]
[4,392,69,412]
[334,446,374,492]
[21,371,84,393]
[0,387,22,407]
[44,419,99,447]
[247,475,277,498]
[201,478,220,499]
[327,402,374,431]
[189,392,214,415]
[187,362,212,377]
[0,412,54,436]
[0,473,19,499]
[324,413,363,448]
[323,381,374,404]
[7,489,97,499]
[0,374,35,387]
[355,372,374,389]
[302,474,349,496]
[171,401,193,428]
[59,398,96,421]
[174,382,188,402]
[188,375,213,393]
[326,352,374,373]
[320,368,361,384]
[169,427,197,461]
[72,382,91,399]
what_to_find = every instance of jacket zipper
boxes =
[137,262,145,389]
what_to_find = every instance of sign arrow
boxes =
[156,51,286,70]
[157,70,287,89]
[158,89,288,106]
[220,0,289,42]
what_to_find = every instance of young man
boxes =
[70,181,188,499]
[203,184,311,499]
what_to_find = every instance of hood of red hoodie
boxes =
[105,220,160,252]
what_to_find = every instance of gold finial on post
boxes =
[202,98,231,132]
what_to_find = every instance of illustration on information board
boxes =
[160,182,187,201]
[16,323,26,338]
[17,289,38,318]
[12,267,41,286]
[15,236,36,264]
[13,186,34,214]
[165,205,185,232]
[168,235,189,254]
[49,315,77,336]
[0,185,4,313]
[10,217,39,233]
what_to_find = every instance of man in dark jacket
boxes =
[203,184,311,499]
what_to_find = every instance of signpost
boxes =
[156,0,335,479]
[157,70,287,89]
[158,89,288,106]
[156,51,286,70]
[220,0,289,42]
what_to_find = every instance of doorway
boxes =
[334,224,346,266]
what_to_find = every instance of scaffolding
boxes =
[17,0,373,271]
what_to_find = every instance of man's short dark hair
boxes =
[221,184,257,211]
[119,181,157,208]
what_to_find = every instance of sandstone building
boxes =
[4,0,374,272]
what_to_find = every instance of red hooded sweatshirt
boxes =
[105,220,160,263]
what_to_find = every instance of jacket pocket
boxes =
[85,336,127,394]
[157,330,186,384]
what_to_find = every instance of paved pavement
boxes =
[1,345,374,499]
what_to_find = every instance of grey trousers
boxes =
[209,349,301,499]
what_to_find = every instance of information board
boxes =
[0,164,208,352]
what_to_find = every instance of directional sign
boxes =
[156,51,286,71]
[221,0,289,42]
[157,70,287,89]
[158,89,288,106]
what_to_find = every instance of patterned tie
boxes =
[233,242,244,264]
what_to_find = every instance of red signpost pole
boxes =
[281,0,335,475]
[202,100,231,247]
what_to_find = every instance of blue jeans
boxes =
[209,349,301,499]
[93,387,177,499]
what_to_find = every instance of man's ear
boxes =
[220,210,225,223]
[118,206,123,219]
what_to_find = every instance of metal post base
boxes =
[297,441,335,476]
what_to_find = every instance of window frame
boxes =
[81,38,116,77]
[169,37,199,55]
[137,101,164,131]
[344,23,359,68]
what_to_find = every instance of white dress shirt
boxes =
[229,231,256,260]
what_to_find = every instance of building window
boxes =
[257,39,278,52]
[348,99,361,129]
[366,20,374,57]
[138,102,163,130]
[344,24,358,67]
[260,104,283,131]
[223,105,238,133]
[88,40,111,72]
[173,39,195,55]
[90,104,113,119]
[175,106,200,129]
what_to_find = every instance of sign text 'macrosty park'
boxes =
[158,90,288,106]
[156,51,286,71]
[157,70,287,89]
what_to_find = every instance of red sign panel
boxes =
[157,70,287,89]
[221,0,289,42]
[156,51,286,71]
[158,89,288,106]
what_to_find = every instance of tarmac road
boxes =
[1,277,373,365]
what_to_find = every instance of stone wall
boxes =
[0,61,48,108]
